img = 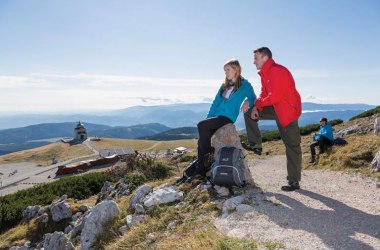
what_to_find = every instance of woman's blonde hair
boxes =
[222,59,242,91]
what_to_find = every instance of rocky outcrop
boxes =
[80,200,120,250]
[43,231,75,250]
[97,180,130,203]
[143,185,183,208]
[23,205,41,220]
[129,184,153,212]
[50,200,72,222]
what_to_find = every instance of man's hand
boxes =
[241,100,250,113]
[250,107,259,120]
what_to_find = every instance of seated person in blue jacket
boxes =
[195,59,256,177]
[309,117,334,163]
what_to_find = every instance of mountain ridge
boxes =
[0,102,375,130]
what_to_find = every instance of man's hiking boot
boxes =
[281,181,300,191]
[241,142,262,155]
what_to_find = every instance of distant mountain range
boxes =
[0,102,375,130]
[140,127,199,141]
[0,122,171,155]
[0,102,377,155]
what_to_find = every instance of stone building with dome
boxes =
[74,121,88,141]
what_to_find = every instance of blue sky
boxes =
[0,0,379,113]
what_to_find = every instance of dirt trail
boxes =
[215,155,380,250]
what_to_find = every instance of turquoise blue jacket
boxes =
[314,123,334,141]
[207,79,256,122]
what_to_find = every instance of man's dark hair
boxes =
[254,47,272,59]
[320,117,328,123]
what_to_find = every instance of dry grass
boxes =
[304,134,380,178]
[91,138,198,152]
[0,142,92,167]
[248,131,380,178]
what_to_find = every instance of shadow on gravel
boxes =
[265,189,380,250]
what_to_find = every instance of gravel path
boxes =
[214,155,380,250]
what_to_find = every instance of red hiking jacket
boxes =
[254,58,302,128]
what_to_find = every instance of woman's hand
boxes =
[241,100,250,113]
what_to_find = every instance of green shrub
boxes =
[0,172,111,233]
[133,156,172,180]
[350,106,380,120]
[126,171,147,192]
[179,155,197,163]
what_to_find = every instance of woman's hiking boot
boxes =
[241,142,262,155]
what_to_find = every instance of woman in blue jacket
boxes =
[309,117,334,163]
[195,59,256,176]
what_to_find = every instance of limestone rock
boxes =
[336,125,359,136]
[43,231,75,250]
[23,205,41,220]
[59,194,68,202]
[125,214,145,228]
[50,201,72,222]
[211,123,243,153]
[211,123,254,185]
[134,204,146,214]
[72,212,82,222]
[371,149,380,173]
[70,216,86,239]
[236,204,254,213]
[129,184,153,211]
[80,200,120,250]
[143,185,183,208]
[222,195,246,214]
[64,225,73,234]
[38,206,49,216]
[214,185,230,197]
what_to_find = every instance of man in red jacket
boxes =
[242,47,302,191]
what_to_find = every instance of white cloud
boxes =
[1,68,378,113]
[0,72,222,112]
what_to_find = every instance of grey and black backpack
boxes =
[210,146,246,187]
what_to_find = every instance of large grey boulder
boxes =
[80,200,120,250]
[129,184,153,211]
[43,231,75,250]
[371,149,380,173]
[143,185,183,208]
[50,201,72,222]
[211,123,254,185]
[23,205,41,220]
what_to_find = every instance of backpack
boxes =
[333,137,347,145]
[210,146,246,187]
[175,159,199,185]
